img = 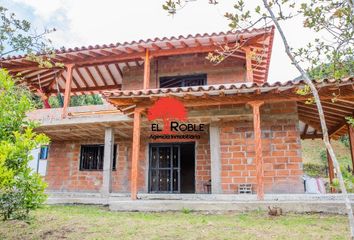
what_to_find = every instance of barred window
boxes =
[80,145,117,171]
[159,74,207,88]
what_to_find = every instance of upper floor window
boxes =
[159,74,207,88]
[80,144,117,171]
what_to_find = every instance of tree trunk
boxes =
[262,1,354,239]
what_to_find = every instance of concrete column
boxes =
[209,123,222,194]
[101,127,114,196]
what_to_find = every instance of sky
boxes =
[1,0,318,83]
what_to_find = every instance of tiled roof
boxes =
[1,27,273,60]
[1,26,275,94]
[103,77,354,98]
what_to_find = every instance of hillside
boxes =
[301,139,352,177]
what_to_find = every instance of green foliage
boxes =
[0,69,49,220]
[181,207,191,214]
[295,1,353,79]
[49,94,103,108]
[0,6,54,57]
[319,149,327,164]
[332,167,354,193]
[340,135,350,148]
[303,163,327,178]
[346,116,354,127]
[308,59,354,80]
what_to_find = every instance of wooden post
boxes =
[348,124,354,175]
[327,148,335,193]
[244,47,254,82]
[143,49,150,89]
[131,108,143,200]
[62,64,74,118]
[249,101,264,200]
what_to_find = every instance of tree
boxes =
[0,69,49,220]
[0,6,54,58]
[34,94,104,108]
[148,97,187,134]
[163,0,354,238]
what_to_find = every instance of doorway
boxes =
[149,143,195,193]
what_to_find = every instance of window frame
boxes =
[159,74,207,88]
[79,144,117,171]
[39,145,49,160]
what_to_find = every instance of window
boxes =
[39,146,49,160]
[80,145,117,171]
[159,74,207,88]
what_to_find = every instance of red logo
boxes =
[148,97,187,134]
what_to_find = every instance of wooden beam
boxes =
[348,124,354,175]
[62,64,74,118]
[131,108,143,200]
[244,47,254,82]
[303,124,309,135]
[74,68,89,88]
[104,64,118,85]
[84,67,99,87]
[48,84,121,94]
[249,101,264,200]
[301,133,323,139]
[143,49,151,89]
[94,66,108,86]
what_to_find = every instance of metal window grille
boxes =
[159,74,207,88]
[80,145,117,171]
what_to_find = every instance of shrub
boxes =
[0,70,49,220]
[332,167,354,193]
[303,163,327,178]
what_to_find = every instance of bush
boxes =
[0,70,49,220]
[332,167,354,193]
[303,163,327,178]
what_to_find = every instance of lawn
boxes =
[0,205,349,240]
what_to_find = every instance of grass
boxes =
[301,139,350,166]
[0,205,349,240]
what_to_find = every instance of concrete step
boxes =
[109,200,354,214]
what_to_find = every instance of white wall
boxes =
[29,148,47,176]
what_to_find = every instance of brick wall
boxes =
[219,102,304,194]
[122,53,245,90]
[45,102,303,194]
[45,136,211,194]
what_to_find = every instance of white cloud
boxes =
[5,0,321,82]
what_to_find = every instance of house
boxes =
[2,26,354,204]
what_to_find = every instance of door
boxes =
[149,144,180,193]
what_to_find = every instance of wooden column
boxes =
[244,47,254,82]
[348,124,354,175]
[327,148,335,193]
[62,64,74,118]
[101,127,115,196]
[131,108,143,200]
[249,101,264,200]
[143,49,151,89]
[209,122,222,194]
